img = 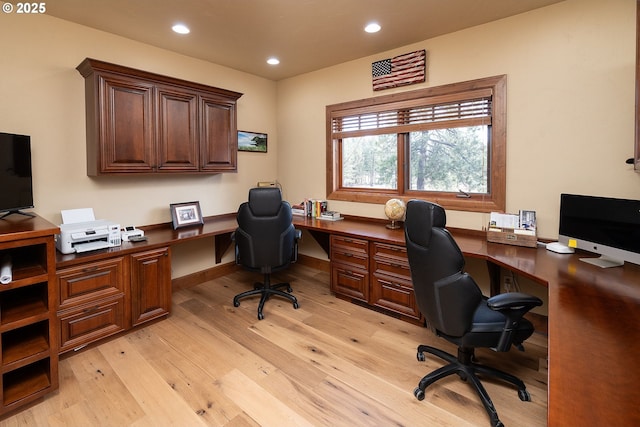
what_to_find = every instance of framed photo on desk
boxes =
[170,201,204,229]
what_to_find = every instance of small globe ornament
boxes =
[384,198,406,229]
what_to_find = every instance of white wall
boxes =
[277,0,640,240]
[0,12,279,277]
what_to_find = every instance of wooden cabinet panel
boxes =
[157,86,198,171]
[200,94,237,172]
[130,247,171,327]
[330,264,369,302]
[57,257,126,309]
[58,295,126,353]
[98,74,155,173]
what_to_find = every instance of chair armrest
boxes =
[487,292,542,312]
[291,228,302,263]
[487,292,542,352]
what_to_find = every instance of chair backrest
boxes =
[404,200,483,337]
[235,187,295,272]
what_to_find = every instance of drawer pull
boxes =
[83,305,100,313]
[82,266,98,273]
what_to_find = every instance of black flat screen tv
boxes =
[558,193,640,268]
[0,132,35,219]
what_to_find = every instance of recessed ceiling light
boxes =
[267,57,280,65]
[365,22,381,33]
[172,24,190,34]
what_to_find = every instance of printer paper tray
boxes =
[74,241,111,253]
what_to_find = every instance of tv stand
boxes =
[0,210,36,220]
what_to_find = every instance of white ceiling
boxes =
[45,0,564,81]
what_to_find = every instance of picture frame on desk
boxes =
[170,201,204,229]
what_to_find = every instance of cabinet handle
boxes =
[82,266,98,273]
[83,305,100,313]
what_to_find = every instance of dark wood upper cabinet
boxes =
[77,58,243,175]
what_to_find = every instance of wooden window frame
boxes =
[326,75,507,213]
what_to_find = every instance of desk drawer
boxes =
[373,243,410,280]
[58,294,126,353]
[330,264,368,302]
[57,257,126,309]
[371,274,420,321]
[331,235,368,254]
[331,235,369,270]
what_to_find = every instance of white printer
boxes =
[55,208,121,254]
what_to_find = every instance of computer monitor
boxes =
[558,193,640,268]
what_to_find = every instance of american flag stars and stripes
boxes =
[372,49,426,91]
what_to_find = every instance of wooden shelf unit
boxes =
[0,215,59,416]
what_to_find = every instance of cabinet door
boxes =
[199,94,237,172]
[157,86,199,172]
[130,247,171,327]
[96,74,155,173]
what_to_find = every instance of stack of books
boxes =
[291,199,328,217]
[291,199,342,220]
[318,211,343,221]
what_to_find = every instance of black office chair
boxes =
[232,187,301,320]
[404,200,542,427]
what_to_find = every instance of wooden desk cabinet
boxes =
[330,235,369,302]
[57,256,127,353]
[371,242,420,321]
[56,247,171,354]
[330,234,421,323]
[0,216,59,416]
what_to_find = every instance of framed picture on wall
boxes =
[238,130,267,153]
[170,201,204,229]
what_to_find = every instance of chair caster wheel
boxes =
[257,313,264,320]
[413,387,425,401]
[233,300,240,307]
[286,286,293,293]
[416,352,426,362]
[293,302,299,309]
[518,389,531,401]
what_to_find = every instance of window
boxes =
[326,75,506,212]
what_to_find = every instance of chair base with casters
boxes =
[233,271,299,320]
[413,344,531,427]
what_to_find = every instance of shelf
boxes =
[2,321,50,371]
[0,283,49,331]
[2,359,51,407]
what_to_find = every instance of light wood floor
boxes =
[1,264,548,427]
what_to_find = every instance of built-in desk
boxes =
[292,215,640,427]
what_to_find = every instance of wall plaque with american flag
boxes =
[372,49,426,91]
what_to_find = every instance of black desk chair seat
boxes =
[404,200,542,427]
[232,187,301,320]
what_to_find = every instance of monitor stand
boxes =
[580,255,624,268]
[0,210,36,220]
